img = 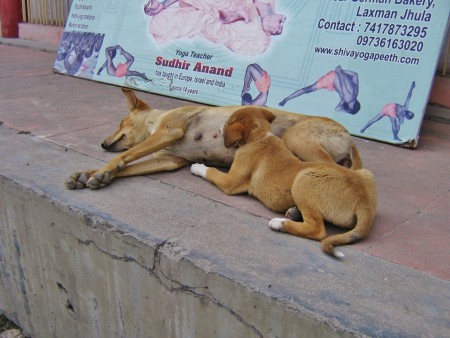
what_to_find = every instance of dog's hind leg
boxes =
[282,137,335,164]
[280,124,337,164]
[349,144,363,169]
[269,208,327,242]
[269,206,339,254]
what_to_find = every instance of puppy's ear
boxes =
[243,107,276,123]
[122,88,150,112]
[224,122,245,148]
[259,108,276,123]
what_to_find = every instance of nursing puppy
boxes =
[191,107,377,257]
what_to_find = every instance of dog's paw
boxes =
[269,218,287,231]
[86,170,113,190]
[285,207,303,221]
[65,171,95,190]
[190,163,208,178]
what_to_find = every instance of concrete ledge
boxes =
[1,121,450,337]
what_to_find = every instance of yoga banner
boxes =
[53,0,449,147]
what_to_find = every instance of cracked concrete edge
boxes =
[3,171,450,337]
[0,178,349,338]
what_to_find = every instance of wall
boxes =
[0,178,342,338]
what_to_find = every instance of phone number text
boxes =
[363,22,428,38]
[356,36,424,52]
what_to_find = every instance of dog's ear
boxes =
[240,107,276,123]
[258,108,276,123]
[224,122,246,148]
[122,88,150,112]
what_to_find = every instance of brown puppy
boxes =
[191,107,377,257]
[65,89,362,190]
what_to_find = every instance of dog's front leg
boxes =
[86,127,184,189]
[191,163,248,195]
[65,169,98,190]
[117,155,188,177]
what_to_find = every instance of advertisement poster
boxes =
[53,0,449,147]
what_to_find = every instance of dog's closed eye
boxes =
[117,133,126,142]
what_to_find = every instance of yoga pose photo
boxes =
[360,81,416,141]
[279,65,360,115]
[241,63,271,106]
[63,44,85,76]
[55,32,104,77]
[97,45,150,81]
[144,0,285,55]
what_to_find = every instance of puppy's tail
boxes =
[350,144,363,170]
[320,203,375,258]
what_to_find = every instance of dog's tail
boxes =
[321,168,376,257]
[320,202,375,258]
[350,144,363,170]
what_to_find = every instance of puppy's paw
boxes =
[65,170,96,190]
[285,207,302,221]
[191,163,208,178]
[269,218,287,231]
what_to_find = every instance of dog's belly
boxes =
[155,107,304,167]
[163,111,236,166]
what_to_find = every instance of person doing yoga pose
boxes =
[97,45,150,81]
[241,64,271,106]
[360,81,415,141]
[279,66,360,115]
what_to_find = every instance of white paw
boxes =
[191,163,208,178]
[268,218,287,231]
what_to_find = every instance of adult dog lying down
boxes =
[191,107,377,257]
[65,89,362,190]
